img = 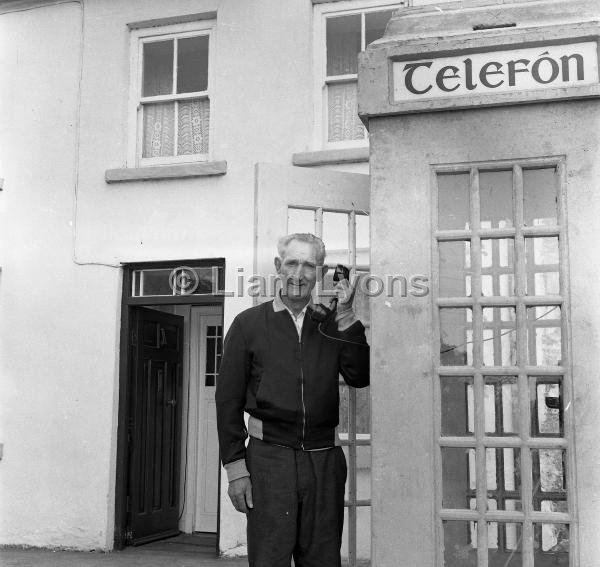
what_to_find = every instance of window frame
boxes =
[128,20,216,167]
[431,156,577,567]
[312,0,405,150]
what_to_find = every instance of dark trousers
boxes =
[246,437,347,567]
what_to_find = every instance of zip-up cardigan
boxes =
[216,299,370,477]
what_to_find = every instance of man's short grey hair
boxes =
[277,233,326,265]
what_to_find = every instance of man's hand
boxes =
[335,277,356,312]
[228,476,253,514]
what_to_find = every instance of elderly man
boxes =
[216,233,369,567]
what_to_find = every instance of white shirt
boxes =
[272,292,311,338]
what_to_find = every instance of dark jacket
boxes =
[216,300,369,466]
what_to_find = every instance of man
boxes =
[216,233,369,567]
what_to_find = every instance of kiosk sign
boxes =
[393,42,599,102]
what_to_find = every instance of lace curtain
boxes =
[327,82,364,142]
[178,100,210,155]
[143,103,174,157]
[143,99,210,158]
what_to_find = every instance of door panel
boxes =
[128,307,184,545]
[192,307,222,532]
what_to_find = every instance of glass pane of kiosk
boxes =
[438,173,470,230]
[523,168,558,226]
[480,170,513,229]
[439,240,471,297]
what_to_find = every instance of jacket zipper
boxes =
[299,332,306,449]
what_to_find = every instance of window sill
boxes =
[105,161,227,184]
[292,147,369,167]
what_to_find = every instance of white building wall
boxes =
[0,1,120,549]
[0,0,337,553]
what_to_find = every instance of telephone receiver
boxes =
[308,264,350,323]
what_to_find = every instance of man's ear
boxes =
[317,264,329,281]
[274,256,282,273]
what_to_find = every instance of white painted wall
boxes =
[1,0,368,555]
[0,1,120,549]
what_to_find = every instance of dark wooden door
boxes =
[127,307,184,545]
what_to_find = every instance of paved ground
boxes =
[0,548,247,566]
[0,534,247,567]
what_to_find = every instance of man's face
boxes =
[275,239,322,301]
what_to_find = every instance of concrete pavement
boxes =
[0,547,247,566]
[0,534,247,567]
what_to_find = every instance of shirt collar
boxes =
[272,291,313,316]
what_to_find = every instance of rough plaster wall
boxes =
[0,1,121,549]
[369,100,600,566]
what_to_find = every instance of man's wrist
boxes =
[335,308,358,331]
[224,458,250,483]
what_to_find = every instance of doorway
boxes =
[114,260,224,550]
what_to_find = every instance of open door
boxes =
[254,163,370,296]
[254,163,371,565]
[191,305,222,532]
[127,307,184,545]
